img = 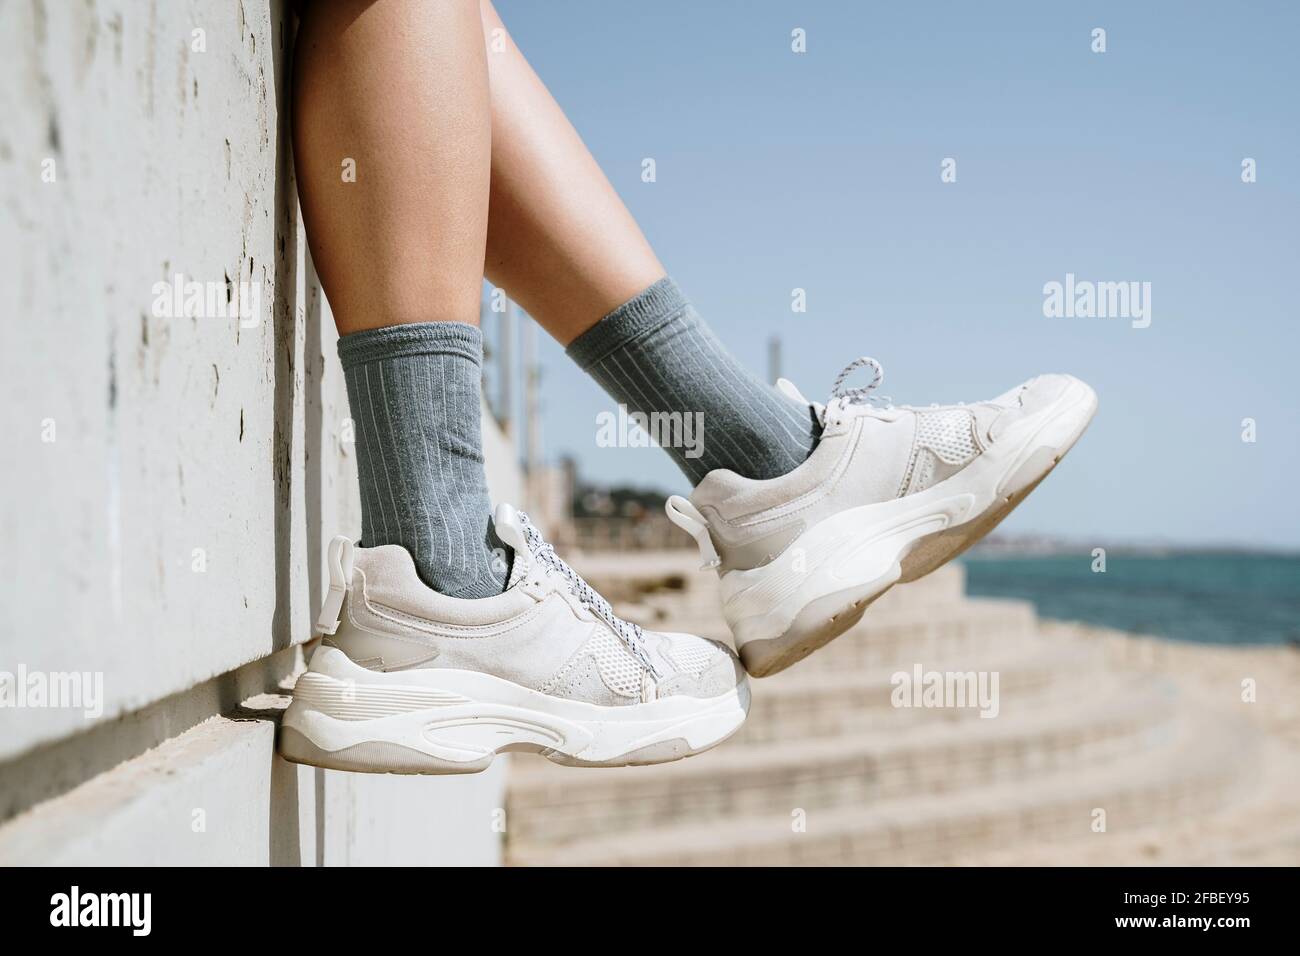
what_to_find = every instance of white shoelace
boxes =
[824,356,894,424]
[516,512,659,677]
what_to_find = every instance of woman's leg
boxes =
[293,0,506,597]
[473,7,1097,684]
[477,1,664,343]
[479,0,819,484]
[283,4,749,777]
[295,0,490,334]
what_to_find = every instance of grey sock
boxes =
[567,278,820,484]
[337,322,508,598]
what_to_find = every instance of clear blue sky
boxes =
[495,0,1300,549]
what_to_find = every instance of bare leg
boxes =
[476,0,818,487]
[479,0,664,345]
[294,0,491,334]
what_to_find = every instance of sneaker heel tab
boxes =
[492,502,530,557]
[316,536,355,635]
[777,377,827,427]
[775,377,807,404]
[665,495,721,571]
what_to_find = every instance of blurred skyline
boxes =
[496,0,1300,549]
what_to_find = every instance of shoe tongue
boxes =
[777,377,827,428]
[775,377,810,405]
[493,503,533,588]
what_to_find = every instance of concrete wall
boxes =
[0,0,513,865]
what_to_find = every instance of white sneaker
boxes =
[280,504,749,773]
[666,358,1097,677]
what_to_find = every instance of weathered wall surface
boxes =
[2,0,312,757]
[0,0,512,865]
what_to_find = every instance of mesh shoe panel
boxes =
[663,633,724,677]
[915,408,979,464]
[585,631,646,697]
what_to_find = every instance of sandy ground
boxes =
[957,626,1300,866]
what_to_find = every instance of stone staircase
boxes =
[503,552,1286,866]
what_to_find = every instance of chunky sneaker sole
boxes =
[677,371,1097,678]
[279,504,749,774]
[280,645,749,773]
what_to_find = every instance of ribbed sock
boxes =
[567,278,820,484]
[337,322,508,598]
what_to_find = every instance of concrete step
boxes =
[507,709,1252,866]
[865,563,969,612]
[769,597,1040,671]
[506,675,1176,850]
[951,701,1300,866]
[618,597,1041,678]
[0,693,512,867]
[579,558,970,636]
[733,640,1108,744]
[571,553,966,598]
